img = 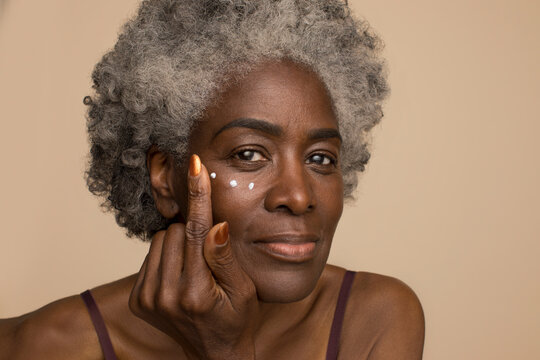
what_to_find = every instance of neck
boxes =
[252,267,328,337]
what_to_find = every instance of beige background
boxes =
[1,1,539,359]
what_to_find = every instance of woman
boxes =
[0,1,424,359]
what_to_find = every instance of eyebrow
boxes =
[213,118,283,140]
[307,128,342,143]
[212,117,342,143]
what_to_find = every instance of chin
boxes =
[252,265,325,303]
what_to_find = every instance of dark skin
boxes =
[0,61,424,359]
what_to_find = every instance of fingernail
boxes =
[189,154,201,176]
[215,222,229,245]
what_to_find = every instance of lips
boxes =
[253,234,318,263]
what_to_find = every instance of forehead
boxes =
[199,60,338,135]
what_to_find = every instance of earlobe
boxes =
[147,146,180,219]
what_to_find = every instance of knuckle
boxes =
[128,292,142,315]
[138,286,156,311]
[155,289,179,317]
[179,289,211,316]
[185,219,209,240]
[167,222,185,234]
[213,250,235,268]
[188,181,208,199]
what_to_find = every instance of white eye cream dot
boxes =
[229,180,238,187]
[210,172,216,179]
[248,182,254,190]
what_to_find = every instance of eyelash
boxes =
[305,153,337,166]
[231,148,337,168]
[234,149,267,162]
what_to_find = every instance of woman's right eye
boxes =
[234,149,265,162]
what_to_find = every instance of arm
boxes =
[0,296,102,360]
[338,272,425,360]
[366,278,425,360]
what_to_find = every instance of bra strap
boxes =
[325,270,356,360]
[80,290,118,360]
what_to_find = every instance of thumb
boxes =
[203,222,253,300]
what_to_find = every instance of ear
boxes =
[147,146,180,219]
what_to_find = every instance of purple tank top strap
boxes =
[325,270,356,360]
[80,290,119,360]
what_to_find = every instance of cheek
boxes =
[315,174,344,223]
[208,171,265,226]
[207,168,344,238]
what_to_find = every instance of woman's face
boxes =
[175,61,344,303]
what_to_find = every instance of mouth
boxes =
[253,234,318,263]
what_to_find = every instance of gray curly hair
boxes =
[85,0,388,240]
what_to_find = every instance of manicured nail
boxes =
[215,222,229,245]
[189,154,201,176]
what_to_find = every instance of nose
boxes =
[264,158,315,215]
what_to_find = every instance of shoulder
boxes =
[351,271,424,323]
[1,293,102,359]
[85,275,183,358]
[0,275,173,360]
[0,275,157,360]
[339,270,425,359]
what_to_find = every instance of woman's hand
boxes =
[129,155,258,360]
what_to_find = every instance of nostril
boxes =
[264,171,315,215]
[273,201,314,215]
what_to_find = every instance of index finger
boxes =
[182,154,213,282]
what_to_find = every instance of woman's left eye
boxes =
[235,150,265,161]
[306,154,335,166]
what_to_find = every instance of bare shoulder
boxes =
[0,292,102,360]
[0,275,159,360]
[351,272,424,325]
[88,275,184,359]
[339,271,425,359]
